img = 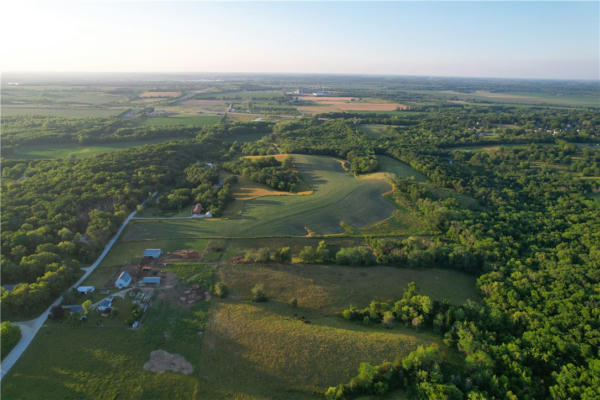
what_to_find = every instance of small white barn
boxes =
[143,249,162,259]
[77,286,95,294]
[115,271,132,289]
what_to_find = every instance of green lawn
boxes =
[2,139,176,160]
[2,300,209,400]
[140,114,221,127]
[124,154,405,238]
[219,263,479,309]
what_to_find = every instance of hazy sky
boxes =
[2,1,598,79]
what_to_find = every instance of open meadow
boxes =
[125,154,411,239]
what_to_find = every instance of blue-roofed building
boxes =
[2,284,16,292]
[115,271,132,289]
[63,305,84,314]
[97,297,113,312]
[142,277,161,287]
[143,249,162,258]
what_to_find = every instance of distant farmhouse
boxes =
[115,271,132,289]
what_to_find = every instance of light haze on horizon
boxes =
[2,1,599,80]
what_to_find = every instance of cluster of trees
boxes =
[342,283,437,330]
[297,241,375,266]
[272,119,379,174]
[1,321,22,360]
[224,156,304,192]
[157,162,236,216]
[244,247,292,264]
[326,345,465,399]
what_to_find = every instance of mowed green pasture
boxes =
[125,154,401,238]
[140,114,221,127]
[2,301,209,400]
[219,263,479,309]
[2,139,174,160]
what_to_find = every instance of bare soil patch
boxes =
[298,96,406,114]
[139,91,181,98]
[143,349,193,375]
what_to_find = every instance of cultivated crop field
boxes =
[297,97,407,114]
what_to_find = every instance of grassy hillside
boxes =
[197,302,454,397]
[124,154,409,238]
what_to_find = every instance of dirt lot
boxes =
[298,96,407,114]
[143,350,193,375]
[139,91,181,98]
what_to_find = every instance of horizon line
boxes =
[3,70,599,83]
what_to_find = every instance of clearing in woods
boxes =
[124,154,413,239]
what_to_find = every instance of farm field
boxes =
[139,91,182,98]
[419,89,600,107]
[123,154,408,239]
[140,114,221,127]
[2,139,175,160]
[297,97,407,114]
[218,263,479,309]
[0,105,126,118]
[449,143,529,152]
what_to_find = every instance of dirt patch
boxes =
[179,284,206,306]
[297,96,407,114]
[166,249,202,260]
[143,350,193,375]
[139,91,181,98]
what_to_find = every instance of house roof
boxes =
[64,305,84,314]
[98,298,113,308]
[143,249,162,258]
[117,271,131,282]
[142,277,161,283]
